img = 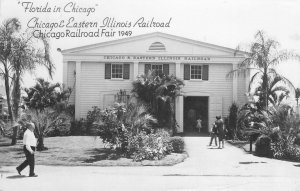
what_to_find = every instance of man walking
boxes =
[16,121,38,177]
[215,116,225,149]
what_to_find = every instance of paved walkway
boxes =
[1,137,300,191]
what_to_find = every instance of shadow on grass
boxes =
[83,148,122,163]
[0,143,12,147]
[6,175,27,179]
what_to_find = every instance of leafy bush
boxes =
[46,123,71,137]
[294,137,300,146]
[94,104,128,151]
[127,129,173,161]
[271,135,300,161]
[93,100,184,161]
[169,136,185,153]
[94,102,157,151]
[227,103,238,140]
[86,106,102,135]
[255,135,273,157]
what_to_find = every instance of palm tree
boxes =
[23,78,69,150]
[10,32,54,119]
[253,75,290,107]
[131,71,184,133]
[0,18,55,145]
[227,30,299,109]
[0,18,20,124]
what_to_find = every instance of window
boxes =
[191,65,202,79]
[148,42,166,51]
[111,64,123,79]
[152,64,163,75]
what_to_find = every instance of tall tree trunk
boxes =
[4,63,13,123]
[3,62,16,145]
[262,70,269,109]
[11,72,21,145]
[12,71,21,119]
[37,135,45,151]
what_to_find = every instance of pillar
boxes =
[133,61,139,80]
[62,61,68,88]
[175,61,183,132]
[175,61,181,77]
[175,96,184,133]
[232,64,238,103]
[75,61,81,120]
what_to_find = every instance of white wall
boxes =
[79,62,133,118]
[181,63,233,130]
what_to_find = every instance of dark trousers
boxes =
[209,133,218,146]
[17,146,35,175]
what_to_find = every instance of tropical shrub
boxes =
[127,129,173,161]
[237,102,272,142]
[271,136,300,161]
[22,78,72,150]
[92,99,181,161]
[95,104,127,151]
[294,137,300,146]
[94,101,157,152]
[227,103,239,140]
[169,136,185,153]
[131,71,184,133]
[255,135,273,157]
[86,106,101,135]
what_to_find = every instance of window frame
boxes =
[151,64,163,75]
[190,64,203,80]
[111,63,124,79]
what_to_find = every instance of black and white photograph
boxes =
[0,0,300,190]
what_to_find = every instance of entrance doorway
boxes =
[184,96,209,134]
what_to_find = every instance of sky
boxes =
[0,0,300,90]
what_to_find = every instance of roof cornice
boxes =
[61,32,247,56]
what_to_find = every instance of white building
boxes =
[61,32,249,133]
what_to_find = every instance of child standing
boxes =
[196,116,202,133]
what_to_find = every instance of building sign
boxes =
[103,55,211,61]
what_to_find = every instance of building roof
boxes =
[61,32,247,56]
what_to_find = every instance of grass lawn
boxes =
[0,136,187,167]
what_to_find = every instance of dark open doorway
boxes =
[184,96,209,134]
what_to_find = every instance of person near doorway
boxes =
[16,121,38,177]
[209,122,218,146]
[215,116,225,149]
[196,116,202,133]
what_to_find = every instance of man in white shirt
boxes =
[16,122,38,177]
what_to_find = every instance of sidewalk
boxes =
[174,137,300,177]
[1,137,300,191]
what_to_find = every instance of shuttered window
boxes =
[191,65,202,79]
[152,64,163,75]
[105,63,130,79]
[144,63,169,76]
[111,64,123,79]
[184,64,209,81]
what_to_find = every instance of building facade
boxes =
[62,32,249,133]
